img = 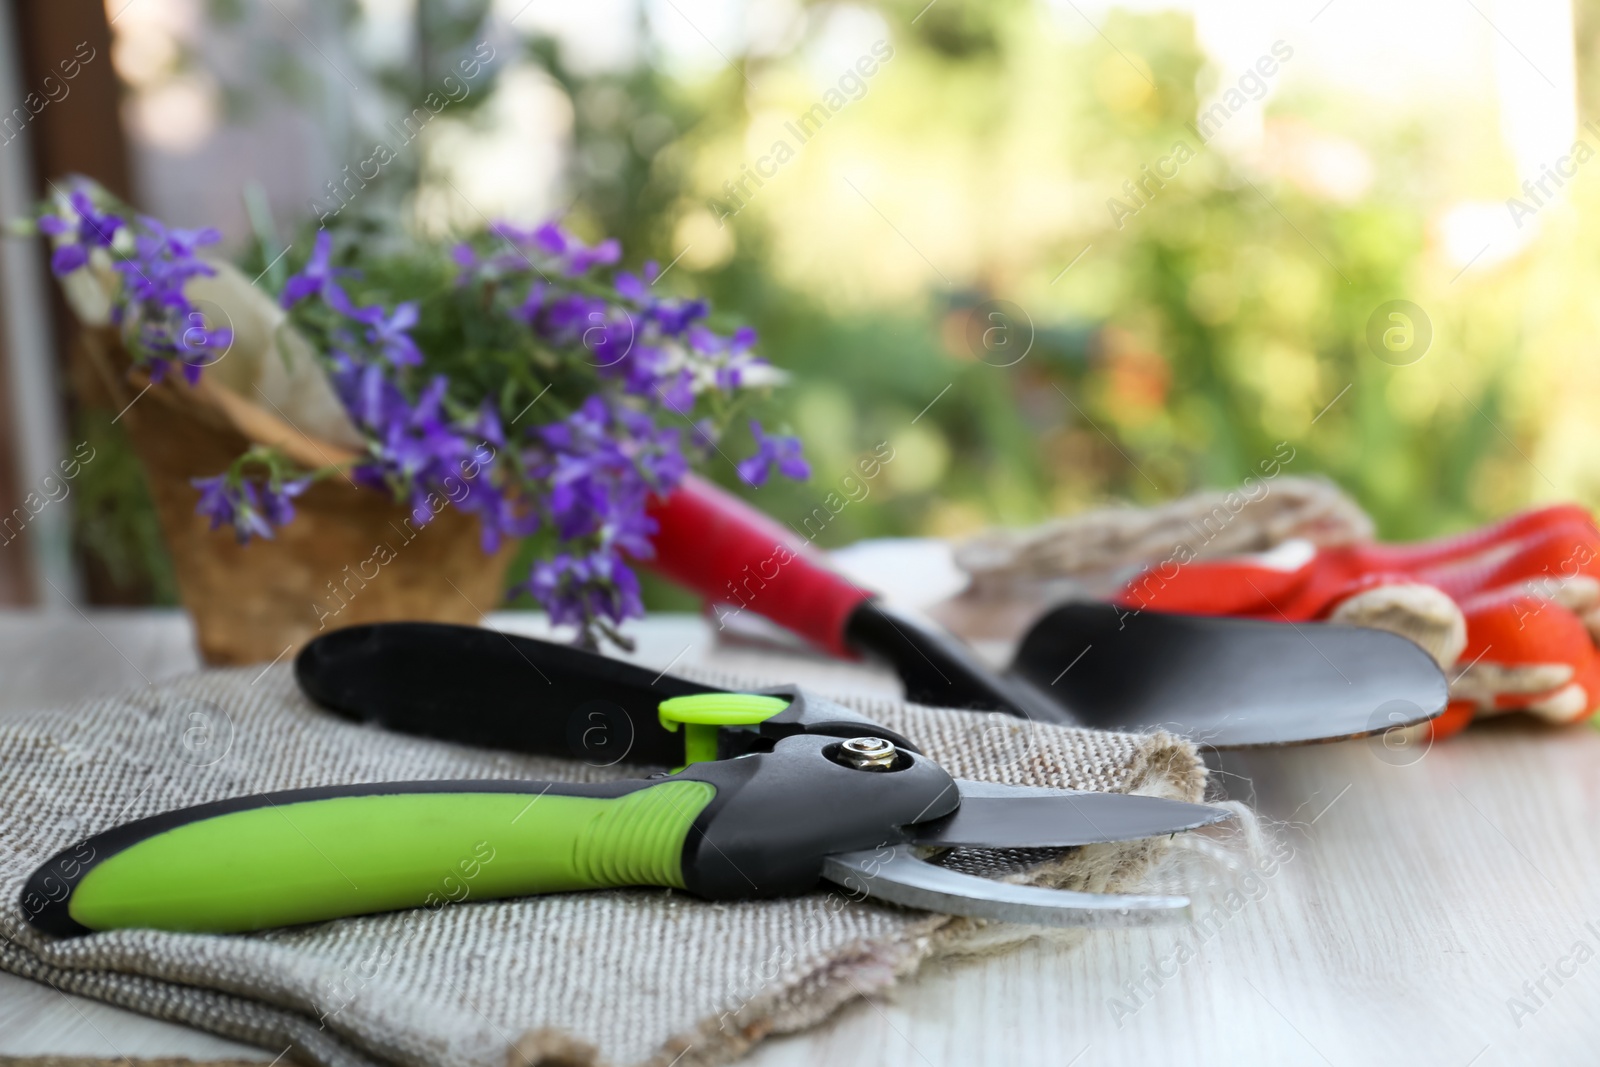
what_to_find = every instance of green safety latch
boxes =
[658,693,791,767]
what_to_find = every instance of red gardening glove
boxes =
[1115,505,1600,739]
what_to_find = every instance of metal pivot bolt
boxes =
[836,736,898,771]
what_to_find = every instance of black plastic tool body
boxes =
[296,622,916,765]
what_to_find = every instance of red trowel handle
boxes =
[645,476,871,657]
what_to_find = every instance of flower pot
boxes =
[77,331,515,665]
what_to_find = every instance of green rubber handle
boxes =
[64,780,716,934]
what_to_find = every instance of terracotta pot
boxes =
[78,332,515,665]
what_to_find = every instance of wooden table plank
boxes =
[747,723,1600,1066]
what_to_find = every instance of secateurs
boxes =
[21,625,1230,937]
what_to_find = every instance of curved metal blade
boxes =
[822,845,1191,927]
[909,781,1232,848]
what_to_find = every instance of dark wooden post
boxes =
[0,0,131,604]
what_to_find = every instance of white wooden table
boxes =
[2,609,1598,1065]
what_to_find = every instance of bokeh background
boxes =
[2,0,1597,611]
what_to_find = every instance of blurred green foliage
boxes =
[84,0,1595,607]
[71,411,178,605]
[610,4,1557,547]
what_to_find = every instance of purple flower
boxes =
[457,479,536,555]
[335,361,500,533]
[537,292,606,340]
[589,549,645,618]
[582,314,635,369]
[162,225,222,258]
[515,393,696,629]
[685,324,719,354]
[48,242,90,275]
[117,218,221,305]
[517,281,549,323]
[72,190,122,246]
[654,369,695,414]
[357,362,397,427]
[737,421,810,487]
[474,403,506,449]
[613,262,658,302]
[689,418,718,450]
[531,222,567,256]
[349,300,423,367]
[39,188,124,277]
[647,298,709,337]
[68,210,228,386]
[281,231,346,307]
[191,474,307,544]
[526,553,584,628]
[259,478,311,526]
[567,238,621,275]
[192,475,237,528]
[476,220,624,278]
[525,547,645,629]
[598,503,659,560]
[381,402,462,485]
[174,309,234,384]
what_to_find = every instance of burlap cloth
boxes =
[0,661,1204,1067]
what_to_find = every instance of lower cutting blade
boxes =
[822,845,1191,927]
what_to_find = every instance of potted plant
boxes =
[21,180,806,663]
